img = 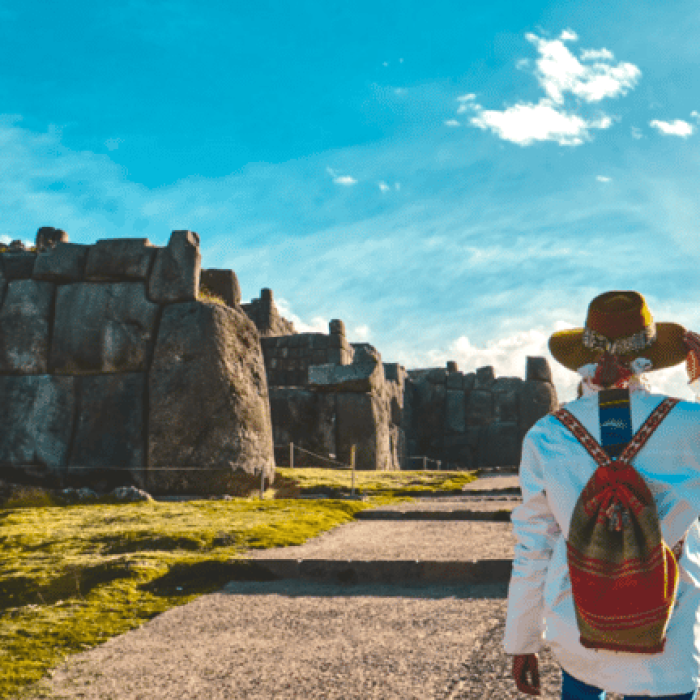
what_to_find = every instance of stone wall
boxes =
[240,288,296,337]
[261,318,355,387]
[264,322,403,471]
[0,229,275,494]
[403,357,558,470]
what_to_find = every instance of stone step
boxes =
[247,558,513,585]
[355,495,521,521]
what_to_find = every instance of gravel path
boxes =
[12,482,613,700]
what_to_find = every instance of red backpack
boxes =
[554,392,684,654]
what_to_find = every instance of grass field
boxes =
[1,467,478,698]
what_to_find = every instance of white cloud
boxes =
[353,324,371,341]
[334,175,357,185]
[444,119,461,127]
[526,30,640,105]
[461,30,639,147]
[275,298,328,333]
[631,126,643,139]
[470,100,610,147]
[326,167,357,185]
[650,119,695,138]
[394,88,407,96]
[692,111,700,122]
[597,175,611,182]
[394,182,401,191]
[378,181,390,193]
[581,48,614,61]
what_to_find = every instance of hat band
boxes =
[582,323,657,356]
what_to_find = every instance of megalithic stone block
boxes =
[526,356,553,383]
[85,238,156,281]
[519,380,559,440]
[35,227,70,253]
[0,279,54,373]
[33,242,90,283]
[308,362,385,394]
[69,373,146,473]
[148,301,275,493]
[149,230,201,304]
[51,282,159,374]
[2,251,36,280]
[199,268,241,307]
[0,375,76,471]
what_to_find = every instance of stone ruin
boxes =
[0,228,275,495]
[0,227,559,494]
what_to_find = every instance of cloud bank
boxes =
[460,30,641,146]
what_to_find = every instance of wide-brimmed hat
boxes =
[549,291,687,372]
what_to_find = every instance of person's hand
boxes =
[684,331,700,384]
[512,653,541,696]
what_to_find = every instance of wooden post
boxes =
[290,442,294,469]
[260,468,265,499]
[350,445,356,497]
[422,456,427,471]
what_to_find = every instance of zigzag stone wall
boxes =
[0,230,275,494]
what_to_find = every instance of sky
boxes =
[1,0,699,402]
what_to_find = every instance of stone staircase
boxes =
[245,468,521,587]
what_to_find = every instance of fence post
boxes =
[422,456,427,471]
[290,442,294,469]
[350,445,356,497]
[260,468,266,499]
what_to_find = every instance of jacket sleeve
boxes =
[502,424,561,654]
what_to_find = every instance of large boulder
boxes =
[1,251,36,280]
[492,377,522,423]
[33,243,90,283]
[445,389,466,434]
[526,356,553,383]
[308,362,385,394]
[336,392,393,470]
[85,238,156,281]
[50,282,159,374]
[67,373,146,489]
[478,422,522,467]
[149,230,201,304]
[519,380,559,440]
[200,268,241,307]
[0,280,54,373]
[35,226,70,253]
[466,389,493,426]
[268,388,337,466]
[148,301,275,494]
[0,375,76,477]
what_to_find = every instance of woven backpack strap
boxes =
[619,397,680,462]
[553,407,611,467]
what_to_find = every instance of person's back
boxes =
[504,291,700,699]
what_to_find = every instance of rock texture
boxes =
[0,228,275,495]
[241,287,296,337]
[403,358,558,470]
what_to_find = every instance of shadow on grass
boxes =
[1,560,134,609]
[139,559,280,597]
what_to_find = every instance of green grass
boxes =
[275,467,479,496]
[1,467,481,698]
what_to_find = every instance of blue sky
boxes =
[1,0,699,402]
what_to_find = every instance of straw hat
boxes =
[549,291,687,372]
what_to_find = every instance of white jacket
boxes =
[503,387,700,696]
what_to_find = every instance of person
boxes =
[504,290,700,699]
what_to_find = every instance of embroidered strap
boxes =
[554,408,611,467]
[554,397,680,468]
[620,398,679,462]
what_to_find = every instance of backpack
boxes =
[553,388,683,654]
